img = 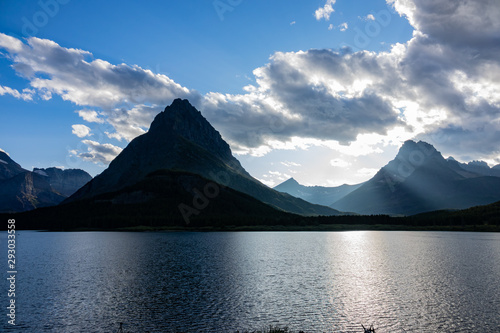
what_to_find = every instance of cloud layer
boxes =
[0,0,499,167]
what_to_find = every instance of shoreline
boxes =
[26,224,500,232]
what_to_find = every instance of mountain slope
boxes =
[33,167,92,197]
[0,151,27,181]
[10,170,303,230]
[0,171,66,213]
[0,151,93,213]
[274,178,363,206]
[67,99,339,216]
[331,140,500,215]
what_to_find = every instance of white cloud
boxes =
[72,124,92,138]
[315,0,336,21]
[76,109,105,123]
[76,140,123,165]
[365,14,375,21]
[339,22,348,31]
[290,21,296,26]
[0,85,33,101]
[328,24,334,31]
[0,33,198,144]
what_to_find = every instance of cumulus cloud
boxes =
[72,124,92,138]
[339,22,348,31]
[75,140,123,165]
[202,0,500,160]
[0,35,197,108]
[76,109,105,123]
[0,32,199,164]
[201,49,404,151]
[0,85,33,101]
[315,0,336,21]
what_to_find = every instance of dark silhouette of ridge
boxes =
[330,140,500,215]
[66,99,339,217]
[0,151,92,213]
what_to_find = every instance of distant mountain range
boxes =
[274,178,363,206]
[331,141,500,215]
[0,151,92,213]
[275,141,500,216]
[3,99,500,224]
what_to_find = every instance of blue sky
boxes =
[1,0,499,187]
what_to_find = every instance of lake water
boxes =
[1,231,499,332]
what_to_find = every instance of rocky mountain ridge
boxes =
[0,152,92,213]
[330,140,500,215]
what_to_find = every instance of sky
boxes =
[0,0,499,187]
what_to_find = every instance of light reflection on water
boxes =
[1,231,499,332]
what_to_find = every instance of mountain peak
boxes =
[398,140,437,156]
[148,98,233,162]
[377,140,444,183]
[150,98,202,132]
[67,99,339,216]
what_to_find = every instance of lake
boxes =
[2,231,499,332]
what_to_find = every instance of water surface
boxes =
[2,231,499,332]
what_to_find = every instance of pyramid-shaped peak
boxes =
[165,98,201,118]
[170,98,196,109]
[150,99,202,131]
[144,98,235,163]
[280,178,300,186]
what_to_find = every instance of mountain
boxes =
[33,167,92,197]
[10,170,303,230]
[446,159,500,177]
[0,171,66,213]
[66,99,339,217]
[0,152,92,213]
[274,177,363,206]
[330,140,500,215]
[0,151,26,181]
